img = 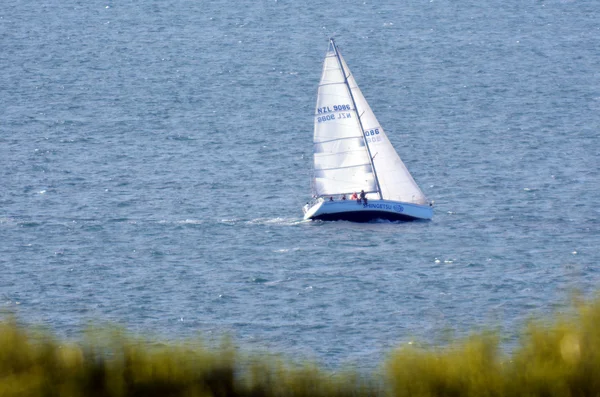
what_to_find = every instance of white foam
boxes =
[177,219,203,225]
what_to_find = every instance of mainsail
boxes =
[312,39,427,205]
[312,40,377,197]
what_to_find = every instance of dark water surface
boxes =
[2,0,599,367]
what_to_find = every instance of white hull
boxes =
[303,199,433,222]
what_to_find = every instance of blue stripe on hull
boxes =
[310,211,422,223]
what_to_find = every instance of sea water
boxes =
[1,0,599,368]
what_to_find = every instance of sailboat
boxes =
[303,39,433,222]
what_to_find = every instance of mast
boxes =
[330,38,383,200]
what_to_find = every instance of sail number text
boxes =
[365,128,382,143]
[316,104,352,123]
[317,104,351,114]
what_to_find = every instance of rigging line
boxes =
[315,151,369,159]
[330,38,383,200]
[314,137,365,145]
[318,82,347,87]
[314,163,373,172]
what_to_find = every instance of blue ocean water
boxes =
[1,0,599,367]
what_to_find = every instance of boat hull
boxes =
[303,199,433,222]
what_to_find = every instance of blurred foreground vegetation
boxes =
[2,296,600,397]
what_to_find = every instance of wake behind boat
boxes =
[303,39,433,222]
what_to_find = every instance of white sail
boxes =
[339,55,428,204]
[312,40,427,204]
[312,41,377,197]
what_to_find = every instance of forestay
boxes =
[312,39,428,205]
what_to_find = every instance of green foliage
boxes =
[385,295,600,397]
[386,333,503,397]
[0,318,374,397]
[3,296,600,396]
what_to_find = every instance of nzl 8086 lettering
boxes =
[317,112,352,123]
[316,104,353,122]
[317,104,351,114]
